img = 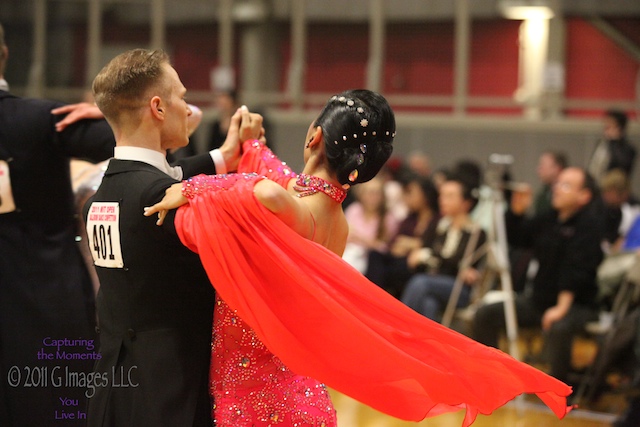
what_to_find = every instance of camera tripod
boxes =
[441,159,522,361]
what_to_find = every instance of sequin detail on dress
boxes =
[293,174,347,203]
[211,297,337,427]
[241,139,297,187]
[182,173,258,198]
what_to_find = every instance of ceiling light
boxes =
[498,0,555,20]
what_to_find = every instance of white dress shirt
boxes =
[114,146,184,179]
[113,146,227,179]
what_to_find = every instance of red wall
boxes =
[385,22,455,96]
[73,17,639,118]
[565,18,639,118]
[469,20,521,97]
[73,22,225,93]
[303,24,369,92]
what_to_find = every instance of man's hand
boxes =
[407,248,425,269]
[219,106,265,172]
[541,291,574,331]
[52,102,105,132]
[541,306,568,331]
[461,267,481,285]
[510,184,533,216]
[391,235,422,258]
[239,107,264,142]
[143,183,187,226]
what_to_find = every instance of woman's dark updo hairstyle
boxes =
[315,89,395,186]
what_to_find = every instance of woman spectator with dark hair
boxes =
[401,173,486,322]
[365,173,440,297]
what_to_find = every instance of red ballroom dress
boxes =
[175,140,573,427]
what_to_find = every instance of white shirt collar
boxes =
[0,79,9,91]
[113,146,182,180]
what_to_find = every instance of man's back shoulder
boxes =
[90,159,177,208]
[0,91,61,115]
[0,92,63,139]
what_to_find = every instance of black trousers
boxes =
[473,294,597,383]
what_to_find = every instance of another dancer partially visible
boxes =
[0,22,114,427]
[83,49,256,427]
[147,91,573,427]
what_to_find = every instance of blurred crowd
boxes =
[2,16,640,423]
[337,108,640,426]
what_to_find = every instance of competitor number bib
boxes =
[86,202,124,268]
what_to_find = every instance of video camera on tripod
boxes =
[443,153,522,360]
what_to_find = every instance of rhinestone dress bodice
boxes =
[211,297,337,426]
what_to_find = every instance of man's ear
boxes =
[150,96,164,120]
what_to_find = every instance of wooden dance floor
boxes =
[329,336,623,426]
[330,391,616,427]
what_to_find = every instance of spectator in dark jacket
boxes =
[588,109,636,185]
[473,167,604,384]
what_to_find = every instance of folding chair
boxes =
[574,255,640,404]
[441,225,489,329]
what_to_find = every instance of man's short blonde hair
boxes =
[92,49,170,125]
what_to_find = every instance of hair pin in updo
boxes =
[330,94,395,145]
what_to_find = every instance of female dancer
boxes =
[146,90,572,427]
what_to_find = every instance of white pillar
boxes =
[86,0,103,87]
[211,0,235,92]
[287,0,306,109]
[454,0,471,116]
[366,0,385,92]
[218,0,234,69]
[542,15,566,119]
[27,0,46,98]
[150,0,166,50]
[515,17,550,120]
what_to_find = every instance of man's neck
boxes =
[114,127,164,155]
[117,139,164,155]
[558,206,581,222]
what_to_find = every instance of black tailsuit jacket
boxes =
[83,156,216,427]
[0,90,115,427]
